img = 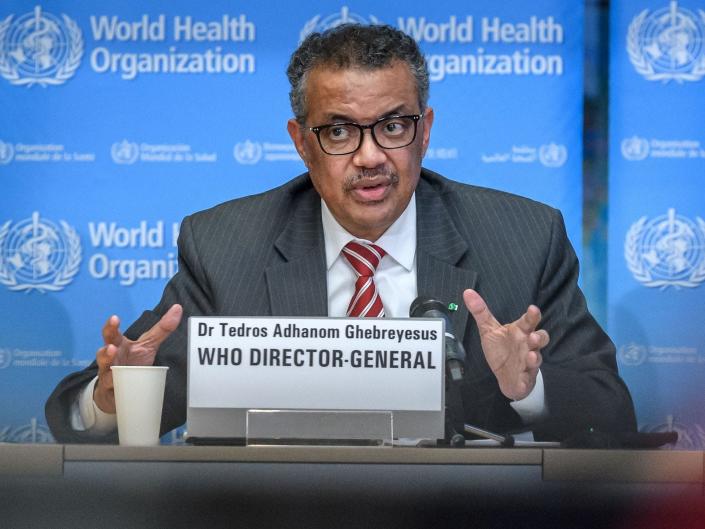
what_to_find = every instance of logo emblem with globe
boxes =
[0,140,14,164]
[626,208,705,289]
[111,140,139,165]
[0,212,81,293]
[233,140,262,165]
[621,136,650,161]
[538,143,567,168]
[0,348,11,369]
[627,1,705,83]
[0,418,53,443]
[0,5,83,87]
[643,416,705,450]
[618,343,648,366]
[300,6,380,42]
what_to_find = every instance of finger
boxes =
[525,350,543,370]
[138,304,183,347]
[94,345,116,413]
[463,289,499,335]
[528,329,550,350]
[96,344,115,369]
[102,315,123,347]
[515,305,542,334]
[96,344,116,389]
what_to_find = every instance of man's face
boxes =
[287,61,434,241]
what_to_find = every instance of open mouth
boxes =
[351,181,391,202]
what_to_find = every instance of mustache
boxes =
[343,167,399,191]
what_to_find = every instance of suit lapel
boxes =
[265,187,328,316]
[416,176,477,335]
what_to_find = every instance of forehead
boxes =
[304,61,419,122]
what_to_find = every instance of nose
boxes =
[352,129,387,168]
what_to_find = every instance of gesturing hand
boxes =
[463,289,548,401]
[93,304,183,413]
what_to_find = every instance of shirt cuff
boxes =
[509,369,548,424]
[76,376,118,434]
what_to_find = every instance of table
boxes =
[1,444,703,528]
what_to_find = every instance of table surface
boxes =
[2,444,704,529]
[1,443,704,481]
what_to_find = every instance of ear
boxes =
[420,107,434,157]
[287,118,309,166]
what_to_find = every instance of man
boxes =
[46,24,636,443]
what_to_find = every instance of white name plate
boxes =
[188,317,444,412]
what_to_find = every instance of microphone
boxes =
[409,297,466,382]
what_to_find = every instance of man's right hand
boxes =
[93,304,183,414]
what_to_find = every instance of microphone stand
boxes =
[463,424,515,447]
[444,374,467,447]
[408,297,468,447]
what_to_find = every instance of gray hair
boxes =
[287,24,429,124]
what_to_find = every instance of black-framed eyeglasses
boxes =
[309,114,423,155]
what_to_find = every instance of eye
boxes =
[381,119,407,136]
[325,125,352,142]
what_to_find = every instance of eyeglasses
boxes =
[309,114,423,155]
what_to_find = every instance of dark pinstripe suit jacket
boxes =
[46,169,636,443]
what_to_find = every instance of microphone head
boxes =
[409,296,449,318]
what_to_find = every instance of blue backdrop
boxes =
[0,1,583,443]
[609,0,705,449]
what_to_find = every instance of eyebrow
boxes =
[325,106,408,124]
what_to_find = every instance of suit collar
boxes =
[416,173,469,264]
[415,172,476,335]
[273,180,323,260]
[266,180,328,316]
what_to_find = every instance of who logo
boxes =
[233,140,262,165]
[621,136,650,161]
[627,0,705,83]
[0,5,83,87]
[111,140,139,165]
[0,348,11,369]
[538,143,567,168]
[643,416,705,450]
[0,418,53,443]
[617,342,648,366]
[0,212,81,293]
[0,139,14,164]
[625,208,705,289]
[300,6,380,43]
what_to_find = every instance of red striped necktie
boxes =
[342,241,387,318]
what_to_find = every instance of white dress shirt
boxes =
[322,195,418,319]
[74,194,546,433]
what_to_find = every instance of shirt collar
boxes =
[321,194,417,272]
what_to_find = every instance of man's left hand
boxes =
[463,289,549,401]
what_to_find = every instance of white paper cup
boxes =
[111,365,168,446]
